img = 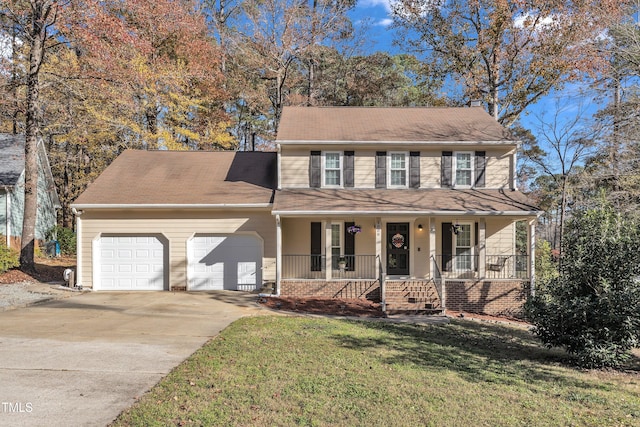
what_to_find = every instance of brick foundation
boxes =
[279,278,529,317]
[280,280,380,301]
[445,280,529,317]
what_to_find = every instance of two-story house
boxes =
[274,107,540,315]
[71,106,540,315]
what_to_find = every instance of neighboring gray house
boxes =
[0,134,61,249]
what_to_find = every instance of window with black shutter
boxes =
[441,151,452,188]
[310,222,322,271]
[375,151,387,188]
[442,222,453,271]
[410,151,420,188]
[344,221,355,271]
[309,151,321,188]
[475,151,486,188]
[344,151,354,188]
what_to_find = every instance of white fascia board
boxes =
[272,210,542,217]
[71,203,273,210]
[276,140,518,146]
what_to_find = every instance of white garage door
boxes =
[188,234,262,291]
[98,235,166,291]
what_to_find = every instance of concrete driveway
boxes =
[0,291,266,426]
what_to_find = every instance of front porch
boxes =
[274,215,536,316]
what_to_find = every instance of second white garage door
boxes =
[187,234,262,291]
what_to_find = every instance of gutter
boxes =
[70,203,273,210]
[272,210,543,217]
[276,140,518,146]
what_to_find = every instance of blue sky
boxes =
[349,0,397,53]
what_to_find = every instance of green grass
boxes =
[112,317,640,426]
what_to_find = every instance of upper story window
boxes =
[324,152,342,187]
[388,152,408,188]
[455,152,473,187]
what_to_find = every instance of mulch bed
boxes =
[0,256,75,285]
[258,296,531,326]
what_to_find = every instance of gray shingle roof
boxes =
[276,106,516,143]
[72,150,277,207]
[0,134,25,186]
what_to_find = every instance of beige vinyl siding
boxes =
[354,151,375,188]
[282,217,377,255]
[280,148,309,188]
[485,149,513,188]
[420,152,441,188]
[413,218,430,277]
[485,218,515,255]
[78,209,275,290]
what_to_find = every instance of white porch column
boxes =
[429,217,436,275]
[529,219,536,296]
[325,220,332,280]
[275,215,282,295]
[375,218,382,272]
[478,218,486,278]
[73,208,83,287]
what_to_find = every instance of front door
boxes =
[387,223,409,275]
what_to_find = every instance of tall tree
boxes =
[0,0,57,273]
[582,22,640,211]
[65,0,231,151]
[391,0,632,125]
[521,97,597,260]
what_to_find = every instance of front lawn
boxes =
[112,317,640,426]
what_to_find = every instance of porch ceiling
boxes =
[273,188,541,216]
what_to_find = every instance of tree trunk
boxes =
[20,0,52,274]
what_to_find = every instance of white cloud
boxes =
[359,0,392,13]
[377,18,394,27]
[514,13,555,30]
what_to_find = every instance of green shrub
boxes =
[46,226,77,256]
[0,241,19,273]
[526,202,640,368]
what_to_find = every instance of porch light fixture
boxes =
[451,224,462,235]
[418,224,423,231]
[347,225,362,235]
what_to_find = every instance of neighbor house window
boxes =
[455,152,473,187]
[324,152,342,187]
[455,223,473,270]
[389,152,408,187]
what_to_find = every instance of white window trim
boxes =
[453,151,474,188]
[322,151,343,188]
[387,151,409,189]
[453,222,474,271]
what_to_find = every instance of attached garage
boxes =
[71,150,277,291]
[188,234,262,291]
[95,235,167,291]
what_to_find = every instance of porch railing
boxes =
[433,254,529,279]
[485,254,529,279]
[282,255,377,279]
[431,255,445,311]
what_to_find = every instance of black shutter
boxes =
[311,222,322,271]
[344,221,355,271]
[344,151,354,188]
[475,151,486,188]
[410,151,420,188]
[310,151,321,188]
[442,222,453,272]
[474,222,479,272]
[441,151,452,188]
[375,151,387,188]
